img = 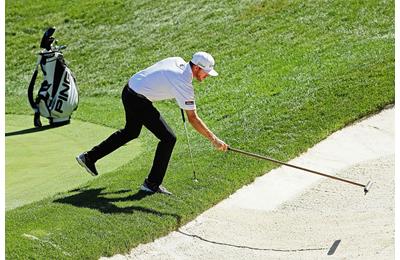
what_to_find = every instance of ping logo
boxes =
[54,73,70,113]
[185,100,194,105]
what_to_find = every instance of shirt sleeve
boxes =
[172,81,196,110]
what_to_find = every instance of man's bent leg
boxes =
[86,86,143,162]
[86,126,141,162]
[143,110,177,186]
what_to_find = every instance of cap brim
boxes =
[207,69,218,76]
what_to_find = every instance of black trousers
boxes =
[87,85,177,186]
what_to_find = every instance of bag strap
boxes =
[27,56,41,110]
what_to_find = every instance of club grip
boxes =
[181,109,186,123]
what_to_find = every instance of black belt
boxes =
[125,84,150,101]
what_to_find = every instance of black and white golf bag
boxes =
[28,27,79,127]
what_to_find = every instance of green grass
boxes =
[5,0,394,259]
[5,114,141,210]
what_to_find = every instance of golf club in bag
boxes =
[27,27,79,127]
[228,147,373,194]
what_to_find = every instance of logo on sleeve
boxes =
[185,100,195,105]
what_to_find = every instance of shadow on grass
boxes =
[5,123,68,137]
[53,187,181,224]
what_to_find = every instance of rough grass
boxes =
[5,0,394,259]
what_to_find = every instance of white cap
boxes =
[191,51,218,76]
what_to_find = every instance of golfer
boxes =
[76,51,228,195]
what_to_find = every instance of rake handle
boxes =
[228,147,365,188]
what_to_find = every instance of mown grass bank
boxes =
[5,0,394,259]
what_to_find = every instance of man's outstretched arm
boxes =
[185,109,228,151]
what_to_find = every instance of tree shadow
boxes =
[5,123,68,137]
[53,187,181,224]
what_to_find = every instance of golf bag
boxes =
[28,27,79,127]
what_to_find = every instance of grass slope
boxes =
[5,0,394,259]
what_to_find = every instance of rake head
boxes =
[364,181,373,195]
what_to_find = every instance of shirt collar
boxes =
[184,62,193,83]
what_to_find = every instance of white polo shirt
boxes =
[128,57,196,110]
